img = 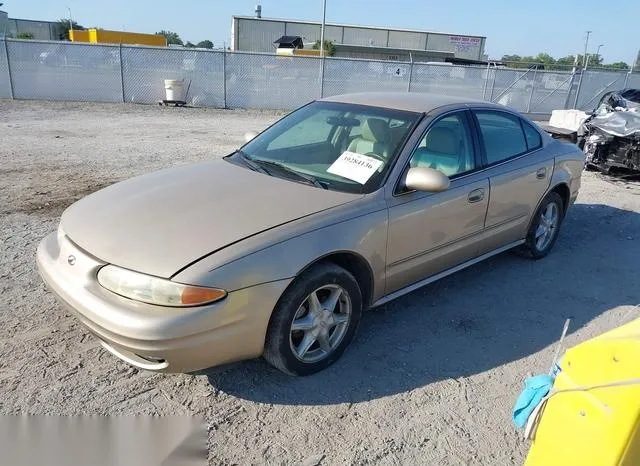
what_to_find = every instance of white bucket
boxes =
[164,79,185,101]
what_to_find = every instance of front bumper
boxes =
[36,231,291,373]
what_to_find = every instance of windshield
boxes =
[228,101,421,194]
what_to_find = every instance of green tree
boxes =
[16,32,34,39]
[605,61,629,70]
[185,41,196,48]
[534,53,556,64]
[56,19,84,40]
[587,54,604,66]
[156,30,183,46]
[501,54,522,62]
[196,40,214,49]
[556,55,577,66]
[312,40,336,56]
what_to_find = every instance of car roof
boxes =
[320,92,504,114]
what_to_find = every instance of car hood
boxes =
[60,158,362,278]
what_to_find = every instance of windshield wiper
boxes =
[233,151,271,175]
[252,159,329,189]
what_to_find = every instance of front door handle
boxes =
[468,188,484,203]
[536,167,547,179]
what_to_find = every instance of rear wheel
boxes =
[522,192,564,259]
[263,263,362,376]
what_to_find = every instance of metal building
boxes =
[231,15,486,62]
[0,10,63,40]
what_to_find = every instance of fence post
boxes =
[526,67,538,113]
[4,39,14,100]
[320,56,326,99]
[623,70,630,89]
[489,68,497,101]
[562,71,576,109]
[572,69,585,109]
[223,48,227,109]
[119,43,125,103]
[407,60,414,93]
[482,63,490,100]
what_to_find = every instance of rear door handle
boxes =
[468,188,484,203]
[536,167,547,179]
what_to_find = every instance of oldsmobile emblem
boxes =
[67,255,76,266]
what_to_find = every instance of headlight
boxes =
[97,265,227,307]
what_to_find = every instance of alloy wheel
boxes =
[289,285,352,363]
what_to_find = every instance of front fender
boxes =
[173,208,389,300]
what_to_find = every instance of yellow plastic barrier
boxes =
[525,318,640,466]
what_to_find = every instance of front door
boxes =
[385,111,489,295]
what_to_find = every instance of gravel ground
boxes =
[1,100,639,465]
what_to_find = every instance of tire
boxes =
[263,263,363,376]
[522,191,564,259]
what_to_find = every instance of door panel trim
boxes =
[372,240,524,308]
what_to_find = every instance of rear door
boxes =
[470,109,554,254]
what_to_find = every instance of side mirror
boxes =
[404,167,450,192]
[244,131,258,143]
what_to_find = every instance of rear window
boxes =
[474,111,528,165]
[521,120,542,151]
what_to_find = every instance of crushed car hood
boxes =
[588,110,640,138]
[60,159,361,278]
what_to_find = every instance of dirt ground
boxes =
[1,100,639,465]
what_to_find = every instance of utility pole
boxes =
[582,30,591,69]
[320,0,327,58]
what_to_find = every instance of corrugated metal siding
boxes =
[324,25,343,43]
[237,18,285,53]
[388,31,426,50]
[285,23,320,44]
[233,18,485,60]
[342,27,387,47]
[12,20,54,40]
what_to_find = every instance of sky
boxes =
[4,0,638,64]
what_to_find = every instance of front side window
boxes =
[230,101,421,194]
[474,111,528,165]
[408,113,475,178]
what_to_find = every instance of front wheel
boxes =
[523,192,564,259]
[263,263,362,376]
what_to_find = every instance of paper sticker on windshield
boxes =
[327,151,383,184]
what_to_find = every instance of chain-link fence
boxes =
[410,63,486,100]
[6,39,122,102]
[1,38,638,116]
[323,57,410,96]
[0,41,11,99]
[121,45,224,107]
[226,52,321,109]
[574,70,630,111]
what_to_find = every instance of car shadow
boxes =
[201,203,640,405]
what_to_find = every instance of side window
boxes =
[475,111,527,165]
[267,109,335,150]
[521,119,542,151]
[408,113,475,178]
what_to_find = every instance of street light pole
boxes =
[320,0,327,58]
[582,30,591,69]
[595,44,604,67]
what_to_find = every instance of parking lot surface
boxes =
[1,100,639,465]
